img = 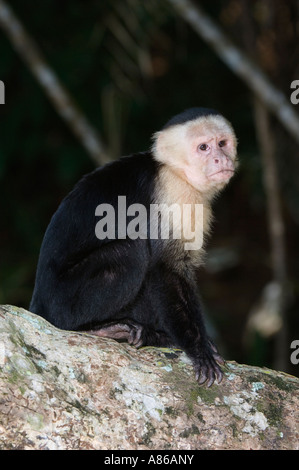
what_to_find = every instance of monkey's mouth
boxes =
[208,169,234,180]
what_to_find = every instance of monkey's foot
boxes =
[192,340,225,387]
[89,321,172,349]
[89,321,144,348]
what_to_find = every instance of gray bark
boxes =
[0,305,298,450]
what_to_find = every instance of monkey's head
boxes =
[152,107,238,197]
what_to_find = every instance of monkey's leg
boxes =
[156,266,224,387]
[37,239,151,331]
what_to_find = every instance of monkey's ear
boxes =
[151,131,164,162]
[152,126,186,166]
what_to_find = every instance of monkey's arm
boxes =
[158,266,224,387]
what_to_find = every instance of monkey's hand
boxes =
[192,339,225,387]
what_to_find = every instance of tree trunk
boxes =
[0,305,298,450]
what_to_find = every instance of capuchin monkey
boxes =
[30,107,238,387]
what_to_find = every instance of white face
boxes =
[184,118,237,191]
[153,115,238,196]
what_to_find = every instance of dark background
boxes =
[0,0,298,376]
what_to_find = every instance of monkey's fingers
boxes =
[208,339,226,365]
[197,365,223,387]
[128,324,144,348]
[195,366,209,385]
[194,356,223,387]
[214,364,224,384]
[214,353,225,365]
[89,323,131,340]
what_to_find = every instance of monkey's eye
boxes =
[218,140,226,148]
[198,143,209,151]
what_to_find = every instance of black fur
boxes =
[162,107,221,129]
[30,149,224,386]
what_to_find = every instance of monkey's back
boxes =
[29,152,158,327]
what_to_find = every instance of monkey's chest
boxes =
[161,238,206,273]
[154,166,212,269]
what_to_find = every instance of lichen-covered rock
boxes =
[0,305,298,450]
